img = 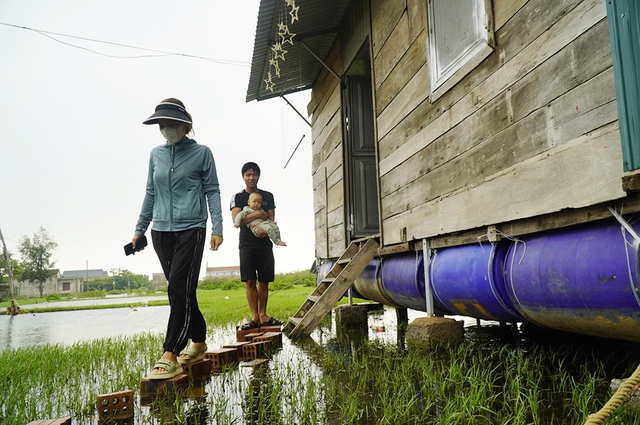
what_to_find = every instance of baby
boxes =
[234,192,286,246]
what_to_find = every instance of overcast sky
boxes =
[0,0,316,279]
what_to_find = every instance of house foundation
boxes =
[406,317,464,347]
[334,304,369,331]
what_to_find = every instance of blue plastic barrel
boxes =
[352,259,399,305]
[505,219,640,342]
[430,242,523,322]
[378,252,431,311]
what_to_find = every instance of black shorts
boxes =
[239,246,275,282]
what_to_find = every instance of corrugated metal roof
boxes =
[61,269,107,279]
[246,0,351,102]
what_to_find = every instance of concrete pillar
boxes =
[406,317,464,347]
[334,304,369,331]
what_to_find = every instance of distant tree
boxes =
[88,268,151,292]
[18,226,58,297]
[0,252,23,283]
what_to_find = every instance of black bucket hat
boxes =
[142,101,192,125]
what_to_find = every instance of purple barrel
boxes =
[378,252,431,311]
[317,259,385,302]
[505,219,640,342]
[315,260,335,285]
[430,242,524,322]
[352,259,399,305]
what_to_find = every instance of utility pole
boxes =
[0,227,15,301]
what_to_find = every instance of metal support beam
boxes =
[422,238,435,317]
[281,95,312,127]
[284,134,306,169]
[300,39,342,81]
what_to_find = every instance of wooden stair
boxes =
[284,236,380,338]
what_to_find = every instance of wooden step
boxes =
[289,317,302,325]
[287,237,380,338]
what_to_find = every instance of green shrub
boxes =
[272,270,316,288]
[75,290,107,299]
[199,276,244,290]
[199,270,316,291]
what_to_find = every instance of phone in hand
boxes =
[124,235,147,256]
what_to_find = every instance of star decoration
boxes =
[269,57,281,78]
[264,72,275,92]
[271,42,287,61]
[278,25,296,45]
[285,0,296,6]
[289,5,299,23]
[278,22,288,32]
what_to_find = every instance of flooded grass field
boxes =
[1,299,640,424]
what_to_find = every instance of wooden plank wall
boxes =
[371,0,625,246]
[309,40,346,258]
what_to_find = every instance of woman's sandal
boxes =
[148,358,183,380]
[178,345,207,365]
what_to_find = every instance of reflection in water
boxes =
[243,360,284,425]
[0,305,169,351]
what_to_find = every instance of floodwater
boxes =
[0,297,478,351]
[0,298,549,425]
[1,304,170,351]
[3,298,639,425]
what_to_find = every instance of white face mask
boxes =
[161,125,184,144]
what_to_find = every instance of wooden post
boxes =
[0,227,15,301]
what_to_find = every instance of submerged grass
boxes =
[321,335,640,425]
[0,333,163,424]
[1,283,640,424]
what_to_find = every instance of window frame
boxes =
[427,0,495,102]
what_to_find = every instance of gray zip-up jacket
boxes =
[135,139,223,236]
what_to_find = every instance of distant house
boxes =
[205,265,240,279]
[16,269,107,297]
[14,269,61,297]
[57,269,108,292]
[60,269,108,280]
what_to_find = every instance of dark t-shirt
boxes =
[230,189,275,249]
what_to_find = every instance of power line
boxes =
[0,22,250,66]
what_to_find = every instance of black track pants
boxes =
[151,227,206,354]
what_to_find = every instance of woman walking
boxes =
[132,98,223,379]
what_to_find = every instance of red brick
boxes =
[253,332,283,350]
[222,342,249,359]
[182,358,212,381]
[140,373,188,405]
[236,327,262,342]
[97,390,134,420]
[204,348,239,371]
[258,324,282,333]
[244,331,264,341]
[241,340,270,361]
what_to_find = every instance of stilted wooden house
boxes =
[246,0,640,342]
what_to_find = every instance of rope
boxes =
[584,361,640,424]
